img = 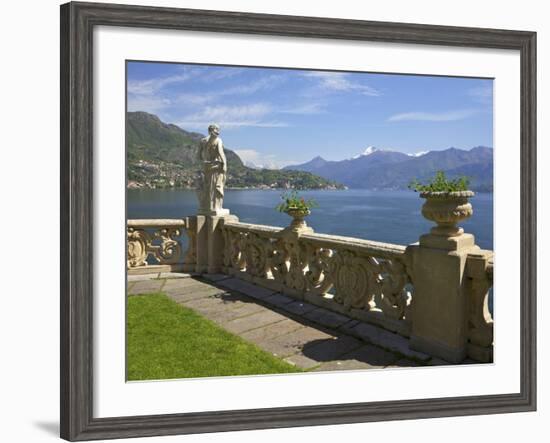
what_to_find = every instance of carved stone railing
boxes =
[127,218,196,274]
[221,221,413,337]
[465,250,494,362]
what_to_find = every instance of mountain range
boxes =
[284,145,493,191]
[126,112,343,190]
[127,111,493,192]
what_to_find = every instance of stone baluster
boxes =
[465,250,494,362]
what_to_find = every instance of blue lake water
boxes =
[127,189,494,250]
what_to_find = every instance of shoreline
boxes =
[127,187,493,194]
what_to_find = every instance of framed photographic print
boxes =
[60,1,537,441]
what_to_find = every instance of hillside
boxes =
[126,112,344,190]
[284,146,493,191]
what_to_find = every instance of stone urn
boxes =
[420,191,474,237]
[285,208,311,232]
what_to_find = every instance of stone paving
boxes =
[127,272,451,371]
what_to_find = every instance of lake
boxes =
[127,189,494,250]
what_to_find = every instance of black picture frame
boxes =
[60,1,537,441]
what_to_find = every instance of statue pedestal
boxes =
[195,213,237,274]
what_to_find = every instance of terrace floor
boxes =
[127,272,452,372]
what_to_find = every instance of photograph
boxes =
[57,2,537,440]
[125,61,495,381]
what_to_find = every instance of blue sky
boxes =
[127,61,493,168]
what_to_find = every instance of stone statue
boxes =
[196,124,229,216]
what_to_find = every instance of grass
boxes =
[127,292,303,380]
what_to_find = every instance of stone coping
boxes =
[300,232,406,256]
[223,220,284,234]
[222,220,407,256]
[127,218,187,227]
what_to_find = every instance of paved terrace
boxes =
[127,272,459,371]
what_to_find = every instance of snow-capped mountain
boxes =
[352,146,379,159]
[408,151,429,157]
[284,146,493,191]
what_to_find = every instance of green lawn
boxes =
[127,293,303,380]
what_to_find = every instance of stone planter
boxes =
[285,208,311,232]
[420,191,474,237]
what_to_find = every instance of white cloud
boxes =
[127,66,251,97]
[181,103,270,122]
[387,109,478,122]
[302,71,381,96]
[195,67,246,82]
[233,149,296,169]
[127,68,330,129]
[128,71,284,118]
[279,102,326,115]
[127,96,172,113]
[178,120,289,130]
[468,85,493,104]
[127,71,195,95]
[132,71,279,98]
[172,93,217,106]
[176,103,290,129]
[221,75,283,96]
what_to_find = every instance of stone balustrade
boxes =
[127,213,494,363]
[127,218,197,274]
[222,221,413,337]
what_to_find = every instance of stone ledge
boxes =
[303,308,351,329]
[350,323,431,362]
[202,273,232,282]
[216,277,277,300]
[127,264,186,275]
